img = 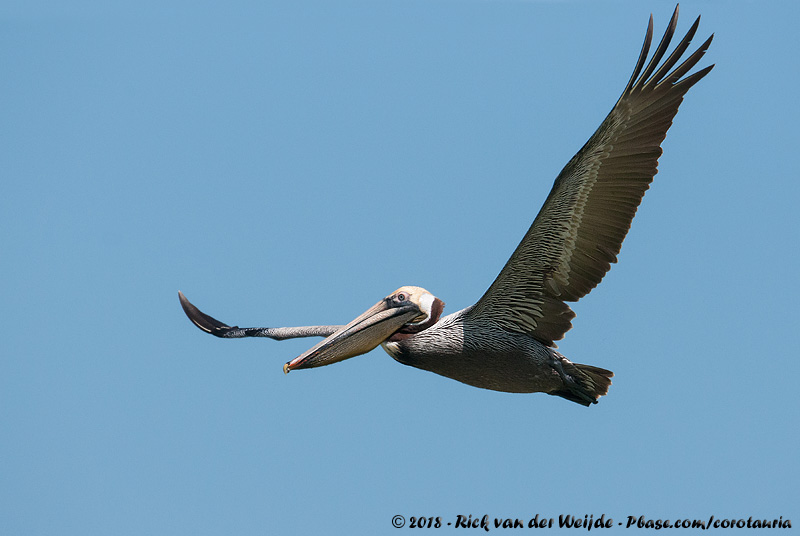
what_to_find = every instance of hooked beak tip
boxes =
[283,363,291,374]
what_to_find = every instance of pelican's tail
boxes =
[549,361,614,407]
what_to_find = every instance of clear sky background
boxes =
[2,1,798,534]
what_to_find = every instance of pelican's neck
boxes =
[380,307,468,361]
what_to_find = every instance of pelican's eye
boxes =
[395,293,407,302]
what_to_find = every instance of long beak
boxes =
[284,299,420,372]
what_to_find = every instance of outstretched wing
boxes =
[468,6,713,346]
[179,291,342,340]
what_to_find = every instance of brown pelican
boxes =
[179,6,713,406]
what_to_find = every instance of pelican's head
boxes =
[284,286,444,372]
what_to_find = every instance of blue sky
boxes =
[2,1,798,534]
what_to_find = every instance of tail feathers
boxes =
[549,362,614,407]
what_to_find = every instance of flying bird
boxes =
[180,6,713,406]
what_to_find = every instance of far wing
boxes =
[468,6,713,346]
[179,291,342,340]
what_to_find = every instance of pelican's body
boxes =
[179,7,713,406]
[382,307,609,405]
